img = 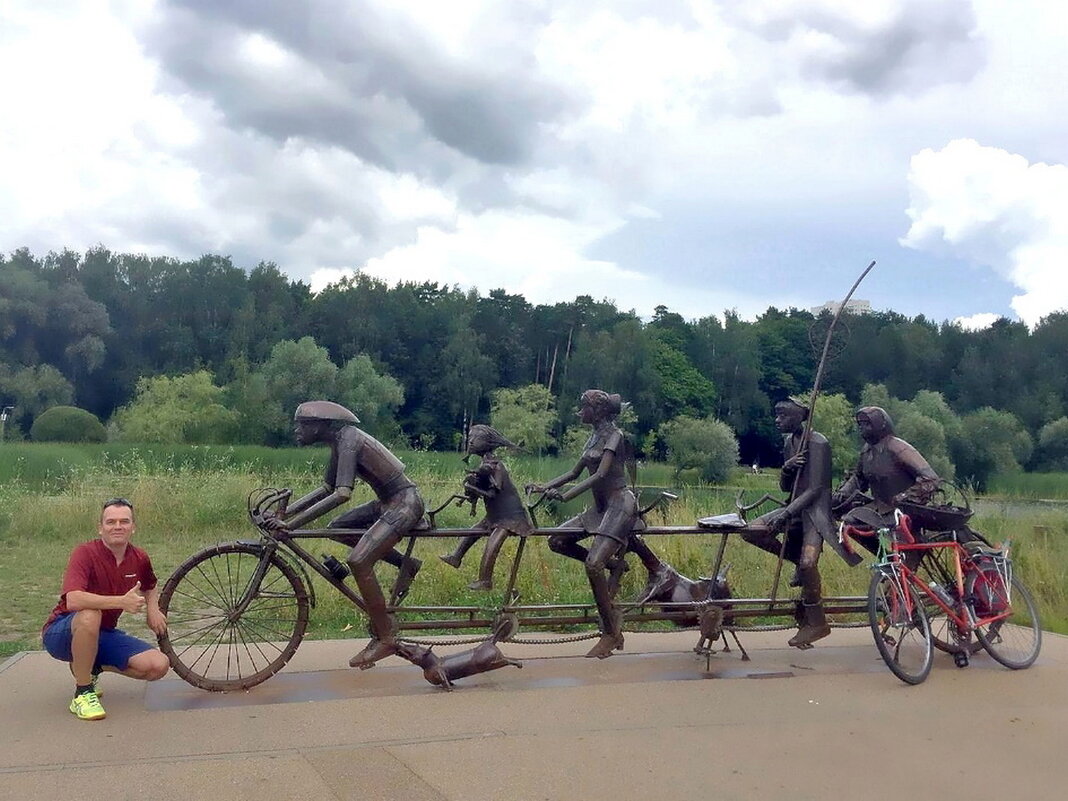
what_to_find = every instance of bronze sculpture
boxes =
[268,401,426,669]
[833,406,940,532]
[743,398,862,647]
[528,390,674,659]
[439,424,533,590]
[394,617,522,689]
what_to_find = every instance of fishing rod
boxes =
[796,260,877,455]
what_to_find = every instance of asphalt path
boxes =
[2,628,1066,801]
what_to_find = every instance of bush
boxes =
[30,406,107,443]
[659,415,739,483]
[956,407,1032,491]
[1035,417,1068,472]
[111,371,237,444]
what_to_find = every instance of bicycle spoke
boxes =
[159,545,309,690]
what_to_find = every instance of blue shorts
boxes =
[42,613,154,673]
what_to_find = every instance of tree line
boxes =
[3,246,1068,486]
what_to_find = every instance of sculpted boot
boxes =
[393,556,422,600]
[349,616,398,669]
[586,610,624,659]
[637,564,677,604]
[788,602,831,649]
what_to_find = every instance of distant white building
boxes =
[809,298,873,316]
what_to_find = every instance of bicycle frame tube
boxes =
[895,540,1013,631]
[275,532,368,613]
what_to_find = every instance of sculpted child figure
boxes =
[267,401,425,669]
[528,389,673,659]
[439,424,533,590]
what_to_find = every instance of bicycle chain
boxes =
[397,618,867,646]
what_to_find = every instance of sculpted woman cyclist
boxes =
[528,389,673,659]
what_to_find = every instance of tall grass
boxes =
[2,443,1064,657]
[987,471,1068,500]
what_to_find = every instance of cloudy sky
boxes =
[2,0,1066,328]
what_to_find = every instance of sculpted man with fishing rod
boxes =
[744,396,862,647]
[741,261,875,647]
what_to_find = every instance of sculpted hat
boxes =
[294,400,360,424]
[775,395,810,414]
[580,389,623,416]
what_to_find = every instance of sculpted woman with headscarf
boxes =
[528,390,673,659]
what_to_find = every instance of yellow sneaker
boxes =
[69,691,106,721]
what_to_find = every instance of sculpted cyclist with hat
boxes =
[267,401,426,669]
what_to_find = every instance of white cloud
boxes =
[901,138,1068,326]
[1,1,1066,326]
[953,312,1000,331]
[310,208,768,321]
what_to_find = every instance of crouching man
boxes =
[42,498,170,721]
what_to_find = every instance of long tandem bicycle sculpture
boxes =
[155,484,1040,691]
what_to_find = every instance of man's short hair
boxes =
[101,497,134,521]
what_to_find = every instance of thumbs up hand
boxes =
[122,581,146,613]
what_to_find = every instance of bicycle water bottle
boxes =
[322,554,350,581]
[929,582,953,606]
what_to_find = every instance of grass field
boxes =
[986,470,1068,500]
[2,442,1065,659]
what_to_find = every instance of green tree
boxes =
[659,415,739,483]
[490,384,556,452]
[650,335,716,420]
[1035,417,1068,471]
[0,364,75,433]
[253,337,340,444]
[689,312,769,453]
[956,407,1033,490]
[896,411,955,481]
[335,354,405,442]
[111,371,237,443]
[810,392,857,480]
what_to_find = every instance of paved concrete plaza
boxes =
[2,627,1066,800]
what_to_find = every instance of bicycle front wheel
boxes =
[968,568,1042,670]
[159,542,310,691]
[868,569,933,685]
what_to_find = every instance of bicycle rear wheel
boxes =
[868,569,933,685]
[159,542,310,691]
[968,568,1041,670]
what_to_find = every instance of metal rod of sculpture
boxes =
[763,260,878,607]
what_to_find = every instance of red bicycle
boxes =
[842,509,1041,685]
